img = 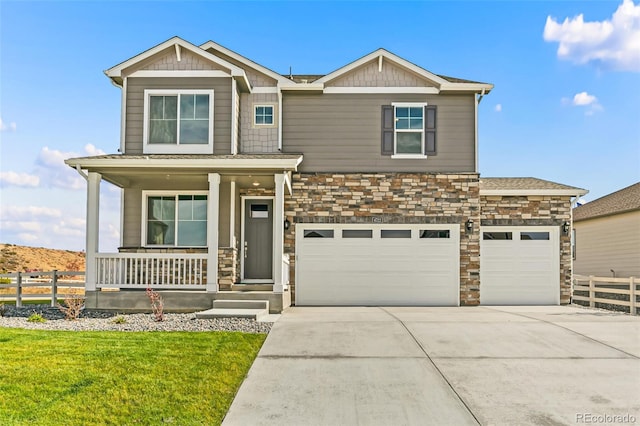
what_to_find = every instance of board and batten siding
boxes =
[574,210,640,277]
[125,77,232,155]
[282,93,475,173]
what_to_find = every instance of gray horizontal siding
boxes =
[122,188,142,247]
[125,77,232,155]
[282,93,475,172]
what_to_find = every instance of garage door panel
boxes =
[480,226,559,305]
[297,225,460,306]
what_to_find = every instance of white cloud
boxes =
[1,205,62,221]
[573,91,598,106]
[495,104,502,112]
[543,0,640,72]
[36,144,105,190]
[0,171,40,187]
[0,117,17,132]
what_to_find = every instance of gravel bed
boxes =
[0,304,272,333]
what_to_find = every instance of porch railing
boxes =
[95,253,207,289]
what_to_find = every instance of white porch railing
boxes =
[95,253,207,289]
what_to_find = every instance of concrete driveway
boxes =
[223,306,640,425]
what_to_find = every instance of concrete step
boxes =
[231,283,273,291]
[194,299,270,320]
[213,299,269,310]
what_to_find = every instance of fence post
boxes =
[51,270,58,307]
[630,277,636,315]
[589,275,595,308]
[16,272,22,308]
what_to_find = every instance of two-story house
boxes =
[65,37,587,313]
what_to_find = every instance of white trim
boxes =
[325,86,439,94]
[85,172,101,292]
[207,173,221,292]
[474,91,479,173]
[119,77,127,153]
[391,102,429,107]
[391,154,428,159]
[314,48,450,86]
[174,43,181,62]
[253,86,279,94]
[240,195,275,282]
[229,180,236,248]
[277,90,283,150]
[231,79,238,154]
[280,84,324,92]
[106,37,243,78]
[480,189,589,196]
[440,83,494,92]
[140,190,209,248]
[199,40,294,85]
[142,89,214,154]
[127,70,230,78]
[253,104,276,128]
[273,173,286,293]
[393,103,427,156]
[119,187,125,248]
[378,55,383,72]
[66,156,304,171]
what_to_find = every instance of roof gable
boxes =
[574,182,640,221]
[326,57,433,88]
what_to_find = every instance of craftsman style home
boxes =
[66,37,587,313]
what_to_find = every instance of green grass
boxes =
[0,328,266,425]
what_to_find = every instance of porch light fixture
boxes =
[284,218,291,230]
[562,221,570,234]
[465,219,474,232]
[252,180,260,187]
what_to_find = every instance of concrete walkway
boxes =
[222,306,640,425]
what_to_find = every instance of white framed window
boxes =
[253,104,275,127]
[142,191,208,247]
[143,90,214,154]
[393,102,427,156]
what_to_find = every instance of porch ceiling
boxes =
[65,154,303,188]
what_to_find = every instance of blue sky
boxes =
[1,0,639,251]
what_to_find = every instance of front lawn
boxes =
[0,328,266,425]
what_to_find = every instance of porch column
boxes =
[207,173,221,292]
[273,173,286,294]
[85,172,101,292]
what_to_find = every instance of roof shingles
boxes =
[574,182,640,221]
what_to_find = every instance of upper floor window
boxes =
[143,90,214,154]
[254,105,274,126]
[381,103,437,158]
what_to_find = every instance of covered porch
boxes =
[65,154,302,313]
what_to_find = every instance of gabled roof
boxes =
[574,182,640,221]
[480,177,587,196]
[199,40,294,86]
[313,48,493,93]
[104,36,250,88]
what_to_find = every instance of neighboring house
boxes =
[65,37,587,312]
[573,183,640,278]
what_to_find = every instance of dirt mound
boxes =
[0,244,85,273]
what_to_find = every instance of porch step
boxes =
[195,299,269,321]
[231,283,274,292]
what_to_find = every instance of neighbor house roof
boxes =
[480,177,588,196]
[574,182,640,222]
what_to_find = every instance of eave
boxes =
[480,189,589,197]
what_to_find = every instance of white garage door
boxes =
[296,224,459,306]
[480,226,560,305]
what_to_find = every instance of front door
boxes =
[243,199,273,280]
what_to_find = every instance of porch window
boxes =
[146,194,207,246]
[143,90,214,153]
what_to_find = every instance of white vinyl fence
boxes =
[0,271,85,307]
[573,275,638,315]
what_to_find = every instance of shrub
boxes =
[0,302,5,317]
[27,312,46,323]
[57,296,85,320]
[112,316,127,324]
[146,287,164,322]
[0,277,11,284]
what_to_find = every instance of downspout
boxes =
[75,165,88,181]
[474,88,486,174]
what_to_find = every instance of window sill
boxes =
[391,154,428,159]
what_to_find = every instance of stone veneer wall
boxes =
[480,195,573,304]
[218,247,238,291]
[284,173,481,305]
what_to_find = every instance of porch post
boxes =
[85,172,101,292]
[273,173,285,294]
[207,173,221,292]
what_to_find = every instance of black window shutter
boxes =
[381,105,394,155]
[425,105,437,156]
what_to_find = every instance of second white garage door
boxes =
[295,224,460,306]
[480,226,560,305]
